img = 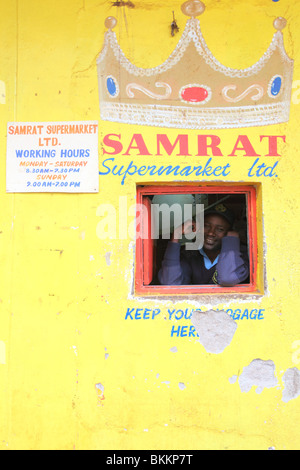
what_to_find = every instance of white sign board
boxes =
[6,121,99,193]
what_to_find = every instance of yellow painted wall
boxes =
[0,0,299,450]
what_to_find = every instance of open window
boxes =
[135,183,263,296]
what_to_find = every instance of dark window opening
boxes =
[149,192,249,285]
[135,184,260,296]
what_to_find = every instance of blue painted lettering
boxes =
[99,158,231,185]
[168,309,194,320]
[226,308,265,320]
[125,307,161,320]
[171,325,198,337]
[248,157,278,177]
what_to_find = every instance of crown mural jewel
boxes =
[97,0,294,129]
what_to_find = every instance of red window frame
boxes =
[135,183,260,296]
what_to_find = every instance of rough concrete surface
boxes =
[282,367,300,403]
[238,359,277,394]
[191,309,238,354]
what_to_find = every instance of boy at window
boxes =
[158,204,249,286]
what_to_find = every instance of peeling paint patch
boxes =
[191,309,237,354]
[96,382,104,392]
[161,381,170,387]
[0,341,5,364]
[178,382,186,390]
[282,367,300,403]
[95,382,105,405]
[105,251,111,266]
[170,346,177,353]
[229,374,238,384]
[104,347,109,360]
[238,359,277,394]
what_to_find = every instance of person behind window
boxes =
[158,204,249,286]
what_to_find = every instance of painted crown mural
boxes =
[97,0,294,129]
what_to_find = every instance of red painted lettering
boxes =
[197,135,223,156]
[103,134,123,155]
[228,135,261,157]
[123,134,151,156]
[156,134,191,156]
[260,135,285,156]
